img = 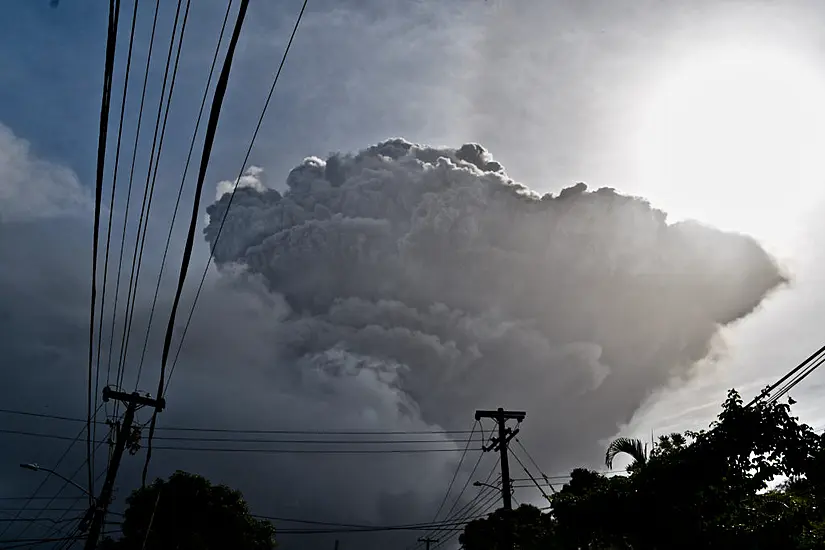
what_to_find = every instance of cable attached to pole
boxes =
[87,0,121,509]
[141,0,251,486]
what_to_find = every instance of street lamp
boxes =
[20,463,97,534]
[19,463,93,498]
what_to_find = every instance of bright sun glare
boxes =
[634,46,825,254]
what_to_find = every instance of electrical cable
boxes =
[106,0,160,404]
[93,0,138,488]
[514,438,555,492]
[88,0,121,510]
[0,498,80,502]
[430,421,477,523]
[134,0,234,394]
[252,515,472,530]
[429,488,502,550]
[255,515,490,535]
[93,0,139,499]
[38,468,111,549]
[0,518,83,524]
[412,475,500,550]
[13,438,109,542]
[747,344,825,407]
[115,0,187,398]
[0,406,103,540]
[0,531,121,550]
[140,0,248,486]
[149,445,484,455]
[0,429,108,444]
[441,447,487,522]
[409,490,496,550]
[164,0,309,395]
[767,352,825,405]
[0,407,476,435]
[509,448,552,500]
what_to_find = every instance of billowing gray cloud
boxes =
[203,138,786,474]
[0,135,787,550]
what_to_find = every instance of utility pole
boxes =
[418,537,438,550]
[475,408,525,550]
[84,387,164,550]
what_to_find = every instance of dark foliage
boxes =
[462,389,825,549]
[100,471,276,550]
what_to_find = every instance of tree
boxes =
[462,388,825,550]
[604,437,648,470]
[101,471,275,550]
[459,504,558,550]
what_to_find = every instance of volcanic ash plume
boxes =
[204,138,785,467]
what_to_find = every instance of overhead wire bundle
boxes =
[0,415,103,541]
[87,0,122,510]
[410,448,501,550]
[1,0,251,543]
[140,0,309,483]
[758,344,825,406]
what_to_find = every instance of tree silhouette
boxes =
[101,471,275,550]
[462,388,825,549]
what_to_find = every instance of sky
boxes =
[3,0,825,549]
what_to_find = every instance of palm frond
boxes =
[605,437,648,469]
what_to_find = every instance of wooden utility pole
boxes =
[418,537,439,550]
[475,408,525,550]
[84,387,164,550]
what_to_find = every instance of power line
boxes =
[429,500,499,550]
[441,444,488,523]
[165,0,309,393]
[0,428,485,449]
[430,488,502,550]
[514,438,553,489]
[412,471,500,550]
[93,0,140,499]
[0,518,83,524]
[276,526,466,535]
[88,0,122,511]
[767,351,825,405]
[148,435,483,444]
[116,0,188,397]
[412,487,498,550]
[135,0,234,394]
[0,406,476,435]
[12,438,109,542]
[430,421,478,523]
[141,0,252,486]
[150,445,485,455]
[108,0,161,406]
[0,498,81,502]
[0,406,103,540]
[252,516,469,530]
[0,429,107,443]
[0,532,120,550]
[251,515,487,535]
[509,448,551,501]
[37,468,111,548]
[414,453,487,550]
[132,0,193,390]
[0,511,89,515]
[748,344,825,407]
